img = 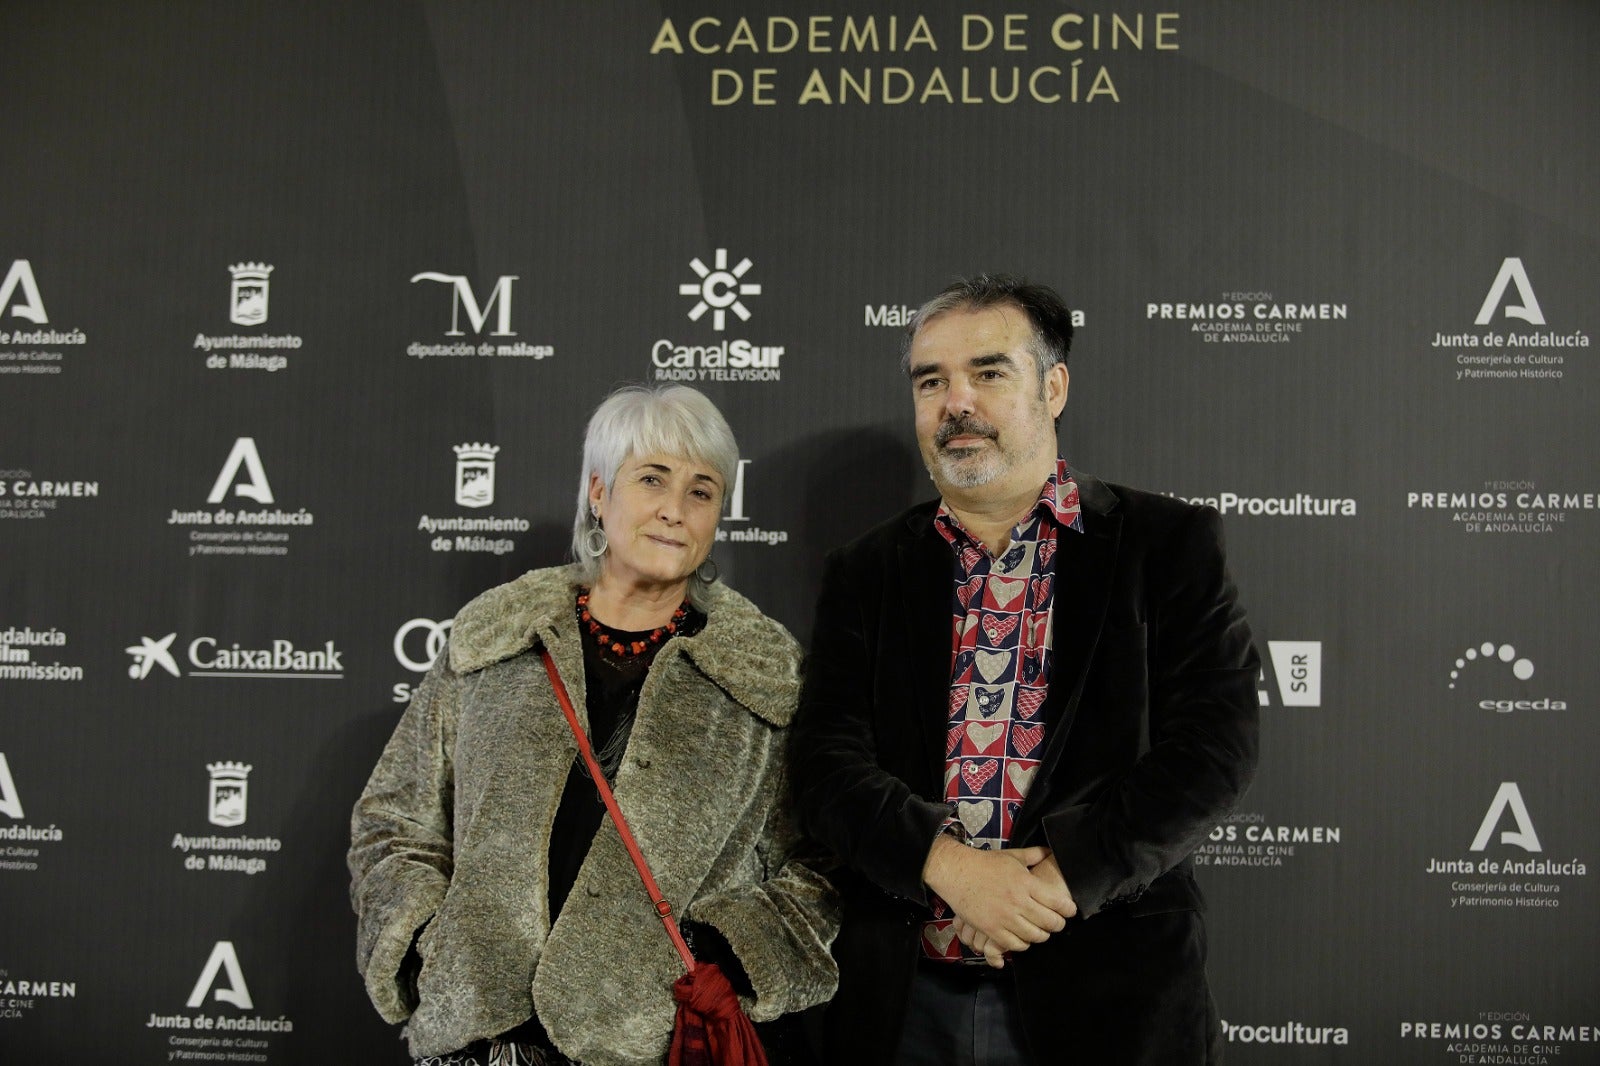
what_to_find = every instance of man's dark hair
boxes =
[901,273,1075,393]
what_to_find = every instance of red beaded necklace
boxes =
[576,590,690,658]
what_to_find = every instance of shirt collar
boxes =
[933,458,1085,548]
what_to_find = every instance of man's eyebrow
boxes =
[971,352,1016,369]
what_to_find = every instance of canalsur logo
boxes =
[191,263,301,372]
[1145,289,1347,346]
[125,631,343,681]
[1447,641,1565,713]
[679,248,760,331]
[1430,257,1589,383]
[655,249,783,383]
[1424,782,1587,911]
[392,616,452,703]
[406,271,554,363]
[0,625,84,682]
[167,437,313,556]
[715,459,789,548]
[1256,640,1321,707]
[418,443,528,556]
[0,751,66,874]
[206,763,251,828]
[0,258,88,376]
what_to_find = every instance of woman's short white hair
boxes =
[570,384,739,604]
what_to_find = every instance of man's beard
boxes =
[929,414,1008,488]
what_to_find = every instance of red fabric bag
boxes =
[541,652,769,1066]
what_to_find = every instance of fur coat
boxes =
[349,566,839,1063]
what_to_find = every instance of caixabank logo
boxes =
[405,271,554,364]
[145,939,293,1055]
[654,249,784,383]
[166,437,314,557]
[0,258,88,377]
[190,262,303,373]
[0,751,65,874]
[1429,257,1590,384]
[1423,781,1588,912]
[126,629,344,681]
[1446,641,1565,715]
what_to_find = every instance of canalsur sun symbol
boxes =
[678,249,760,332]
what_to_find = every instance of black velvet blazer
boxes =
[791,471,1260,1065]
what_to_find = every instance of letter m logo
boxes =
[410,272,518,336]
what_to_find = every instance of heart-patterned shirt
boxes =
[922,458,1083,961]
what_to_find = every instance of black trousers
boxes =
[891,960,1037,1066]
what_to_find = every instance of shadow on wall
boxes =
[733,425,923,643]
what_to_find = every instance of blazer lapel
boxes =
[1013,473,1121,839]
[898,508,954,798]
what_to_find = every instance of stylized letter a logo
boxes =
[207,437,274,504]
[0,753,23,819]
[1469,781,1542,853]
[186,940,254,1009]
[0,259,48,323]
[1474,258,1545,326]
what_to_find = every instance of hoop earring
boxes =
[583,524,609,558]
[695,557,719,584]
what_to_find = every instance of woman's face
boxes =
[589,451,724,594]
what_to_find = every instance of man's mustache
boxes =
[935,416,998,448]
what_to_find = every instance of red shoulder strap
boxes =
[541,648,697,974]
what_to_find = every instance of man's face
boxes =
[907,304,1068,499]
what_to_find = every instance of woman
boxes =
[349,385,838,1066]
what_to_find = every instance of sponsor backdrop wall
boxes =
[3,2,1596,1062]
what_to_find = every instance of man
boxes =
[791,274,1258,1065]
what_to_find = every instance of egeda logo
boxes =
[1447,641,1565,713]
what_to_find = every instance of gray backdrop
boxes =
[2,2,1596,1062]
